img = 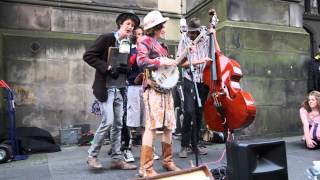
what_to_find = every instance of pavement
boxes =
[0,136,317,180]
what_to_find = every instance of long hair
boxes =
[301,90,320,112]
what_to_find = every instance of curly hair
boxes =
[131,26,143,44]
[301,90,320,112]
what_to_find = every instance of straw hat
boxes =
[143,10,169,30]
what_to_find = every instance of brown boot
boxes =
[162,142,181,171]
[139,145,158,177]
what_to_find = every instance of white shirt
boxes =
[177,35,210,83]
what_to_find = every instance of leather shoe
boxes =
[110,160,137,170]
[87,156,103,169]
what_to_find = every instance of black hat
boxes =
[116,12,140,29]
[188,18,201,32]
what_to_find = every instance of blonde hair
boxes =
[301,90,320,112]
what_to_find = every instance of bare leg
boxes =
[142,128,155,147]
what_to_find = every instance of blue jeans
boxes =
[88,88,123,160]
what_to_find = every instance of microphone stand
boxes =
[182,32,203,167]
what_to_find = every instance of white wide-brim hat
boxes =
[143,10,169,30]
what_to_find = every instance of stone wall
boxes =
[186,0,204,13]
[186,0,309,137]
[0,29,97,136]
[304,15,320,55]
[0,0,181,138]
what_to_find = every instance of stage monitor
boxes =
[226,139,288,180]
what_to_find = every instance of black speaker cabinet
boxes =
[226,139,288,180]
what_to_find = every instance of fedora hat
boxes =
[143,10,169,30]
[188,18,201,32]
[116,12,140,29]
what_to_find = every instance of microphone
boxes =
[180,18,188,33]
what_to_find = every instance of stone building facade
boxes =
[0,0,319,139]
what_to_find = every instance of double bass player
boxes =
[177,17,221,158]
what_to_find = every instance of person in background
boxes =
[137,10,180,177]
[300,90,320,149]
[83,12,139,170]
[121,26,144,163]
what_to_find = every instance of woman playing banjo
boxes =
[136,10,180,177]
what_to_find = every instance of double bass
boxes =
[203,9,256,132]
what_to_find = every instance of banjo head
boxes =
[153,66,179,89]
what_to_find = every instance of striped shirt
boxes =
[177,35,210,83]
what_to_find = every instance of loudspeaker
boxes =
[134,165,214,180]
[226,139,288,180]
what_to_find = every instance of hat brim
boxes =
[187,27,201,32]
[116,13,140,28]
[143,17,169,30]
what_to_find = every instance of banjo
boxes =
[147,27,207,93]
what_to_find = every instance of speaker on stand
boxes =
[226,139,288,180]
